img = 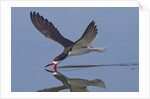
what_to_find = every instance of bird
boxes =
[38,68,106,92]
[30,11,106,69]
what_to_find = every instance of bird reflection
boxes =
[38,68,105,92]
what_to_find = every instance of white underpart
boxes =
[68,47,106,56]
[68,47,90,56]
[53,47,106,64]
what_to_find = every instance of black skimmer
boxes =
[38,69,105,92]
[30,12,106,69]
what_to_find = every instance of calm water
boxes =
[11,7,139,92]
[38,63,139,92]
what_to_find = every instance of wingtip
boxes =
[37,12,40,16]
[33,11,36,15]
[30,11,41,17]
[30,11,33,19]
[92,20,95,23]
[30,11,38,19]
[30,11,36,14]
[89,20,95,26]
[30,11,33,15]
[30,11,36,16]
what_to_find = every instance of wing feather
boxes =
[72,21,98,49]
[30,12,74,48]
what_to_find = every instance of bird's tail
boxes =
[90,47,106,52]
[88,79,106,88]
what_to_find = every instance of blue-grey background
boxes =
[11,7,139,92]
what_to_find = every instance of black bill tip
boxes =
[44,64,49,68]
[45,69,50,72]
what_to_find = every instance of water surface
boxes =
[11,7,139,92]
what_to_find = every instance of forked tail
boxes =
[88,79,106,88]
[90,47,106,52]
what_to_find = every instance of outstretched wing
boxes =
[72,21,98,49]
[30,12,74,48]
